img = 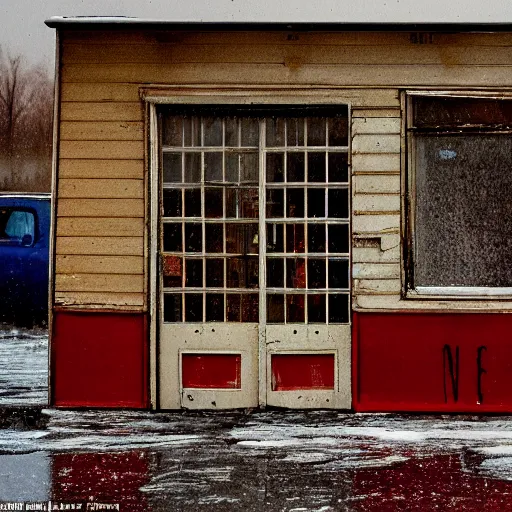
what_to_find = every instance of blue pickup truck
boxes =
[0,193,51,326]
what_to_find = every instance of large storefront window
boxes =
[408,95,512,294]
[160,106,350,322]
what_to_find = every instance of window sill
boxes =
[408,287,512,300]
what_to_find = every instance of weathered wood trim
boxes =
[61,102,143,121]
[56,217,144,237]
[60,121,144,141]
[59,159,144,179]
[61,29,512,47]
[354,175,400,194]
[56,255,144,275]
[58,179,144,199]
[141,86,400,108]
[56,236,144,256]
[62,63,512,87]
[62,43,512,66]
[55,291,144,308]
[352,117,401,135]
[352,214,400,234]
[353,194,400,213]
[58,199,144,217]
[61,83,141,102]
[56,273,144,293]
[60,140,144,159]
[352,134,401,154]
[353,262,401,279]
[352,153,400,173]
[354,278,402,295]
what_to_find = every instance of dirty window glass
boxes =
[411,95,512,290]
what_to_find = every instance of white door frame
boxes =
[145,86,354,410]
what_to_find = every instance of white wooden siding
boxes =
[56,28,512,310]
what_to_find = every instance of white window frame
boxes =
[405,90,512,300]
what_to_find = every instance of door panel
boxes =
[265,325,351,409]
[159,323,258,409]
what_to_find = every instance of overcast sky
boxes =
[2,0,512,72]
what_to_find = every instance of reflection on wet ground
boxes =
[1,411,512,510]
[3,330,512,510]
[0,328,47,404]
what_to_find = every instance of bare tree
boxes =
[0,48,53,191]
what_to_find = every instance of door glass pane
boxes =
[267,294,285,322]
[266,118,285,147]
[267,258,284,288]
[266,223,284,253]
[286,224,305,253]
[184,153,201,183]
[184,189,201,217]
[308,294,326,323]
[286,258,306,288]
[185,223,202,252]
[185,293,203,322]
[308,224,326,253]
[163,223,182,252]
[205,224,223,253]
[206,258,224,287]
[307,189,325,218]
[287,189,304,218]
[287,119,304,146]
[204,153,223,181]
[287,153,305,182]
[307,118,326,146]
[164,294,182,322]
[206,293,224,321]
[287,295,305,323]
[203,117,222,146]
[266,153,284,183]
[205,188,223,218]
[160,110,350,325]
[163,189,181,217]
[308,153,326,182]
[185,259,203,288]
[163,153,182,183]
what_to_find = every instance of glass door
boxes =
[157,106,351,409]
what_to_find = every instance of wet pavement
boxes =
[0,327,47,405]
[3,410,512,510]
[3,331,512,510]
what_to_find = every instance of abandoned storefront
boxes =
[46,17,512,411]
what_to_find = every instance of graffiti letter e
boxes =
[477,346,487,404]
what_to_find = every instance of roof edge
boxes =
[44,18,512,32]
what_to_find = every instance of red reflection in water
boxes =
[351,453,512,511]
[52,451,150,512]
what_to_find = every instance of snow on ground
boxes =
[0,328,47,405]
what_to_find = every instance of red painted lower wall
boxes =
[354,312,512,413]
[51,310,148,408]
